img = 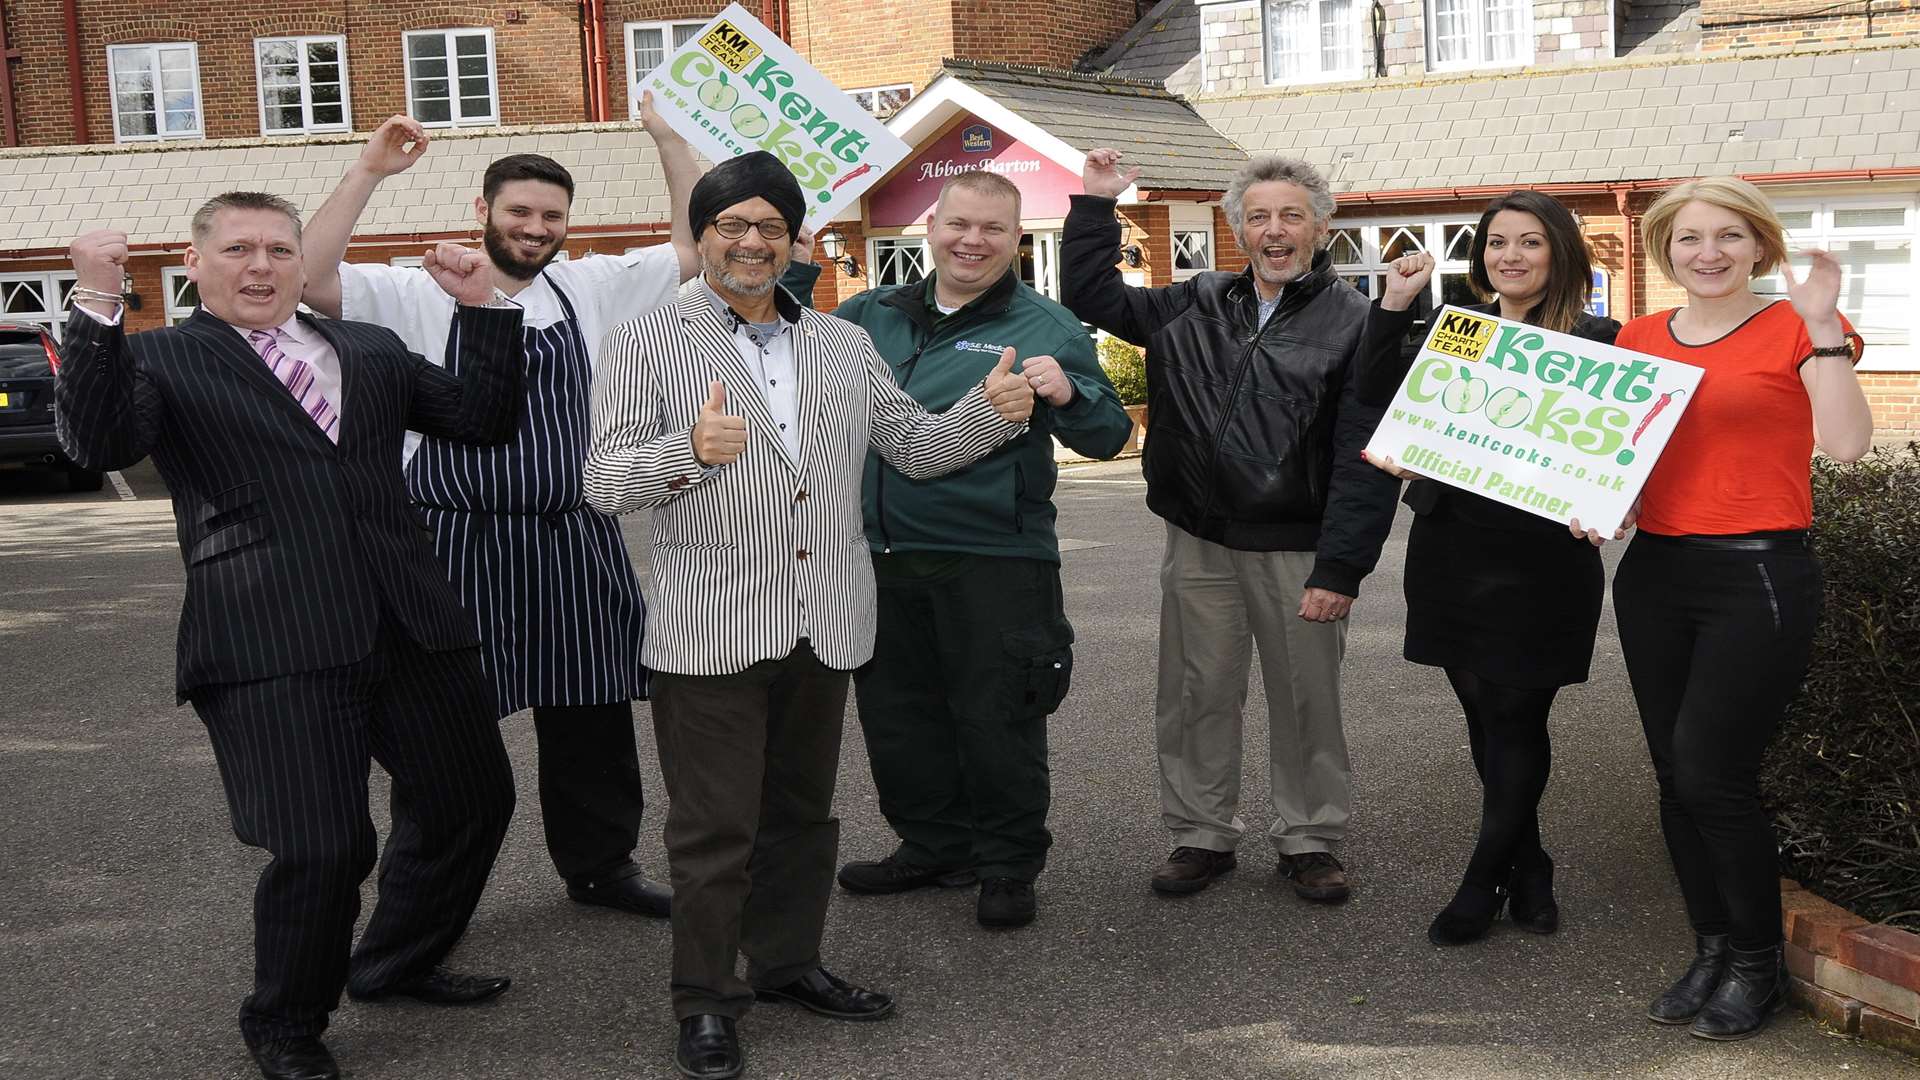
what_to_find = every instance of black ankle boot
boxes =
[1690,944,1786,1041]
[1428,881,1506,946]
[1506,855,1558,934]
[1647,933,1730,1024]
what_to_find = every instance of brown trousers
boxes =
[649,641,848,1020]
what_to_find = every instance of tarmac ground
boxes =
[0,456,1911,1079]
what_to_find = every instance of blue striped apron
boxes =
[407,274,648,717]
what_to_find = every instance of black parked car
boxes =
[0,322,103,492]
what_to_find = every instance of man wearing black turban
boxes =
[584,149,1039,1079]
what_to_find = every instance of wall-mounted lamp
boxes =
[817,227,860,278]
[1121,243,1144,268]
[122,271,143,311]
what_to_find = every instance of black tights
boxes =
[1445,668,1558,890]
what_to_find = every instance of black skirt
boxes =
[1401,481,1606,689]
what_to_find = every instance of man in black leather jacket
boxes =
[1061,149,1398,904]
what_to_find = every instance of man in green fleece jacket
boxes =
[795,171,1132,929]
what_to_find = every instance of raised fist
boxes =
[424,242,495,307]
[70,229,130,296]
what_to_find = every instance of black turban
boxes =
[689,151,805,240]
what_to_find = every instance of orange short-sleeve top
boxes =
[1614,300,1859,537]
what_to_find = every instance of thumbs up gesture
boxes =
[692,380,749,465]
[983,347,1035,424]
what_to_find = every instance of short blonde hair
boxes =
[1641,176,1788,283]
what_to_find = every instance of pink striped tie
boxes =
[248,329,339,443]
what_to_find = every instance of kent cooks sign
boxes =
[1364,307,1704,533]
[638,4,911,227]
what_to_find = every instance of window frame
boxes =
[161,267,200,326]
[106,42,205,143]
[868,236,931,287]
[1755,195,1920,372]
[1326,216,1481,305]
[624,20,708,119]
[1,272,79,343]
[254,35,352,136]
[847,84,914,118]
[1262,0,1367,87]
[1424,0,1534,74]
[403,28,499,128]
[1171,204,1217,281]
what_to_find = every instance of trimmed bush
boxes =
[1097,335,1147,407]
[1766,443,1920,930]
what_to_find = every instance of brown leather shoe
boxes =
[1278,851,1350,903]
[1149,846,1236,895]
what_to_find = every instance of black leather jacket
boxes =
[1060,194,1399,597]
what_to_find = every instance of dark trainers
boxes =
[1150,846,1237,895]
[1279,851,1350,903]
[976,877,1037,928]
[837,854,976,894]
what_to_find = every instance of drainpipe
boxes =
[580,0,610,121]
[1614,186,1636,322]
[63,0,88,143]
[0,0,18,146]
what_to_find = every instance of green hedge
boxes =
[1097,335,1147,407]
[1765,443,1920,929]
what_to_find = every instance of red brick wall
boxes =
[1699,0,1920,51]
[786,0,956,101]
[948,0,1139,71]
[1860,372,1920,436]
[602,0,727,119]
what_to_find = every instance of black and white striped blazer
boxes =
[585,278,1020,676]
[56,305,525,699]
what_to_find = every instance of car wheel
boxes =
[66,466,104,492]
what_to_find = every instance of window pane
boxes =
[631,27,665,73]
[414,79,449,100]
[159,46,194,73]
[672,23,703,46]
[460,95,494,119]
[455,34,488,56]
[259,40,298,66]
[307,39,338,64]
[414,97,452,124]
[309,61,340,84]
[875,87,912,114]
[164,108,198,134]
[1174,230,1212,270]
[1444,223,1476,260]
[1440,271,1480,308]
[1776,210,1816,231]
[312,82,342,105]
[1265,0,1311,81]
[1320,0,1355,73]
[117,109,155,138]
[459,75,491,98]
[1834,207,1907,229]
[1833,237,1913,345]
[1327,227,1364,265]
[313,103,345,125]
[457,53,488,78]
[169,275,199,308]
[1430,0,1469,64]
[1382,225,1426,261]
[115,65,154,95]
[410,34,448,60]
[268,105,303,131]
[3,279,46,314]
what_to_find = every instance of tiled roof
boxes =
[0,123,674,252]
[940,59,1247,191]
[1094,0,1203,90]
[1195,47,1920,192]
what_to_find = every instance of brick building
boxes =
[1,0,1918,432]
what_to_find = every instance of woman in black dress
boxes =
[1358,191,1620,946]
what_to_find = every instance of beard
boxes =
[702,248,787,299]
[483,220,564,282]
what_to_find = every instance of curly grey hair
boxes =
[1223,156,1334,230]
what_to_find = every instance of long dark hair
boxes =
[1466,190,1591,334]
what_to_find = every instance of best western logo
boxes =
[1426,310,1497,362]
[700,20,762,72]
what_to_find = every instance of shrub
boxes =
[1097,335,1147,406]
[1765,443,1920,929]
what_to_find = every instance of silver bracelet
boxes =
[68,286,124,304]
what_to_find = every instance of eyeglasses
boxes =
[711,217,790,241]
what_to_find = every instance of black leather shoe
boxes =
[247,1035,339,1080]
[1427,881,1506,947]
[977,877,1037,928]
[837,854,976,894]
[568,862,672,917]
[349,965,511,1005]
[1690,944,1786,1040]
[1648,933,1730,1024]
[753,966,895,1020]
[675,1014,742,1079]
[1507,855,1559,934]
[1150,846,1236,895]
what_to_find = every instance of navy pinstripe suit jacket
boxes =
[55,304,525,700]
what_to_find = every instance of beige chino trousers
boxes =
[1154,523,1352,856]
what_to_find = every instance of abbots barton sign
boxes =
[866,115,1081,227]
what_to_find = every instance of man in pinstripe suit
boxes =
[584,152,1037,1080]
[56,194,526,1080]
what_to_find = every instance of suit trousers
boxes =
[531,702,646,881]
[650,641,847,1020]
[1154,523,1351,856]
[193,621,515,1046]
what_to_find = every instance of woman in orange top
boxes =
[1609,176,1870,1042]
